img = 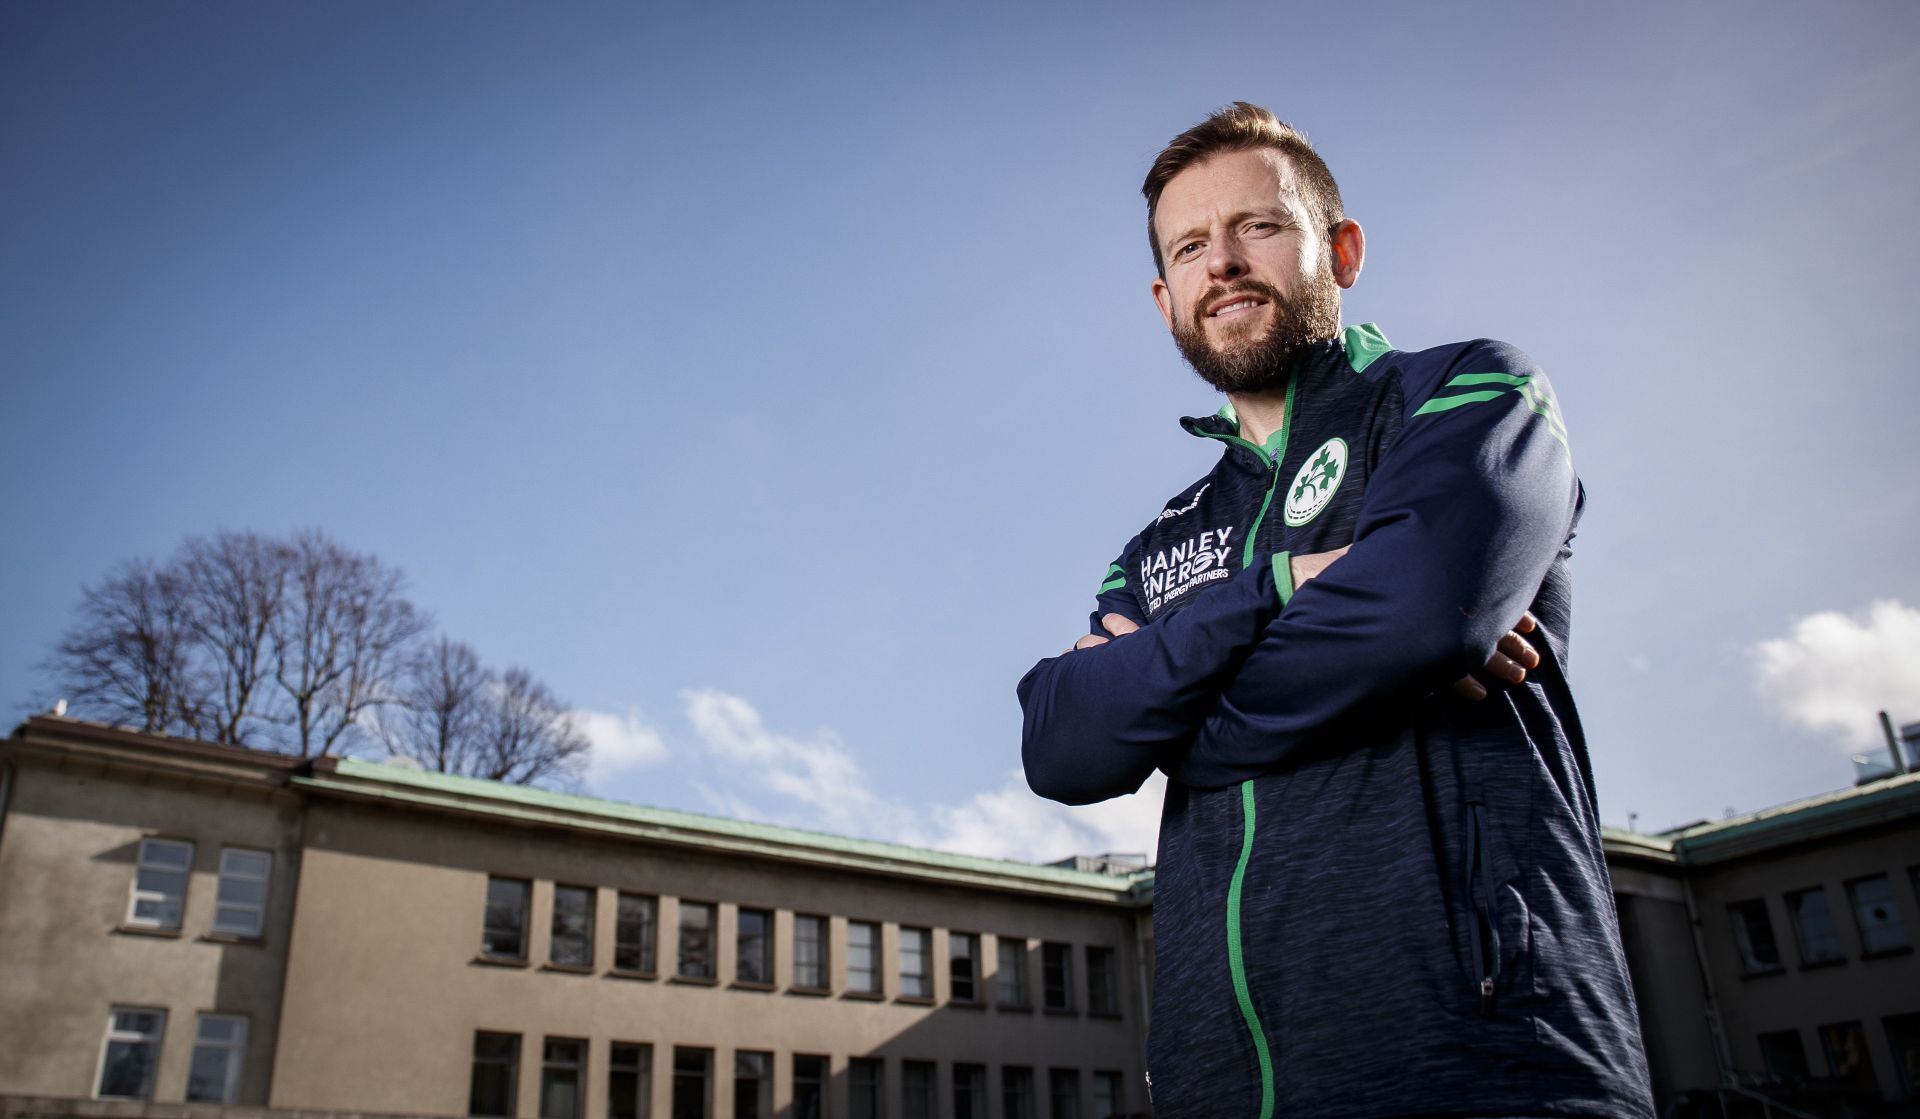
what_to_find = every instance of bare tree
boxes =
[41,560,203,736]
[477,667,589,786]
[178,530,290,745]
[381,637,491,772]
[272,530,429,757]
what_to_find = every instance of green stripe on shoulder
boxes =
[1343,322,1392,373]
[1443,370,1530,388]
[1412,389,1507,416]
[1099,563,1126,593]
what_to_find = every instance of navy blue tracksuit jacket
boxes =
[1019,325,1653,1118]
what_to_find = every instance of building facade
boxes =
[2,715,1918,1117]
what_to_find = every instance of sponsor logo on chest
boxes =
[1140,526,1235,614]
[1283,437,1349,527]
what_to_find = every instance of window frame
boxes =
[482,876,532,962]
[1048,1068,1082,1119]
[953,1062,987,1119]
[671,1046,712,1119]
[791,1053,828,1119]
[948,931,980,1004]
[675,899,717,982]
[609,1041,653,1119]
[1784,885,1846,967]
[1085,946,1119,1016]
[1817,1020,1878,1092]
[996,936,1031,1010]
[469,1030,522,1118]
[210,847,272,939]
[1042,941,1076,1012]
[848,1056,884,1119]
[95,1006,167,1101]
[1726,898,1784,976]
[846,919,882,996]
[185,1013,249,1103]
[1001,1065,1035,1119]
[540,1036,588,1119]
[614,892,659,975]
[902,1059,937,1119]
[792,913,829,992]
[1756,1028,1810,1084]
[549,885,597,969]
[1845,872,1911,957]
[735,907,773,987]
[733,1050,773,1119]
[126,837,193,932]
[1092,1070,1124,1119]
[898,925,932,1001]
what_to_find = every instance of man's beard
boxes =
[1171,265,1342,395]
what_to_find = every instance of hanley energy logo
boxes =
[1283,437,1347,527]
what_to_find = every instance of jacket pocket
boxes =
[1462,802,1501,1018]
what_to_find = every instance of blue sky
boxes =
[4,0,1918,860]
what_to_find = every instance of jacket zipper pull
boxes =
[1479,974,1495,1018]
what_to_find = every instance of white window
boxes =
[127,838,192,930]
[96,1007,166,1099]
[213,848,272,937]
[186,1014,249,1103]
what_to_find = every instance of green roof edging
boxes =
[300,759,1148,900]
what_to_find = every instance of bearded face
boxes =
[1170,255,1342,395]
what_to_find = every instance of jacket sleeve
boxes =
[1172,340,1581,788]
[1018,550,1280,805]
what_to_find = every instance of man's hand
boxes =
[1069,613,1139,653]
[1452,612,1540,700]
[1289,545,1538,702]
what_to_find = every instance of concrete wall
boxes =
[0,755,301,1106]
[269,798,1146,1118]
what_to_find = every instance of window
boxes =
[792,1054,827,1119]
[96,1007,166,1099]
[127,837,192,930]
[1001,1066,1034,1119]
[1043,942,1075,1011]
[616,893,658,973]
[902,1061,936,1119]
[848,920,881,995]
[953,1063,986,1119]
[484,877,531,960]
[1092,1071,1123,1119]
[996,937,1030,1009]
[541,1038,586,1119]
[212,847,271,937]
[1048,1069,1081,1119]
[736,908,772,985]
[793,914,828,990]
[1886,1013,1920,1097]
[1785,887,1844,965]
[734,1051,771,1119]
[672,1047,712,1119]
[610,1042,652,1119]
[185,1014,248,1103]
[949,932,979,1003]
[900,926,931,998]
[551,886,595,968]
[1846,873,1911,955]
[677,901,716,980]
[1726,899,1782,974]
[1818,1021,1877,1091]
[1757,1029,1809,1083]
[470,1031,521,1118]
[848,1057,883,1119]
[1086,947,1118,1016]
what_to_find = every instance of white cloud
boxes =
[679,687,1162,864]
[575,708,670,783]
[1753,599,1920,750]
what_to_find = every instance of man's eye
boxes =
[1245,221,1277,233]
[1175,241,1203,258]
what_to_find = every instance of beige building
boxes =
[2,714,1918,1117]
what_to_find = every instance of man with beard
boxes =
[1018,104,1653,1118]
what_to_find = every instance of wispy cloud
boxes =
[1753,600,1920,750]
[678,688,1161,864]
[575,707,670,783]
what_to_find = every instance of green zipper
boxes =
[1196,374,1295,1117]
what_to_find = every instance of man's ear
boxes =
[1330,219,1366,289]
[1151,275,1175,330]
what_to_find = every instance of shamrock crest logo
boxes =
[1283,437,1349,527]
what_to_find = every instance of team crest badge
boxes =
[1283,437,1348,527]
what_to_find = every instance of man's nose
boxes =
[1205,234,1246,279]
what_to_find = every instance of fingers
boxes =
[1451,676,1488,701]
[1515,611,1537,634]
[1069,634,1110,653]
[1101,613,1140,637]
[1482,651,1527,685]
[1496,629,1540,671]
